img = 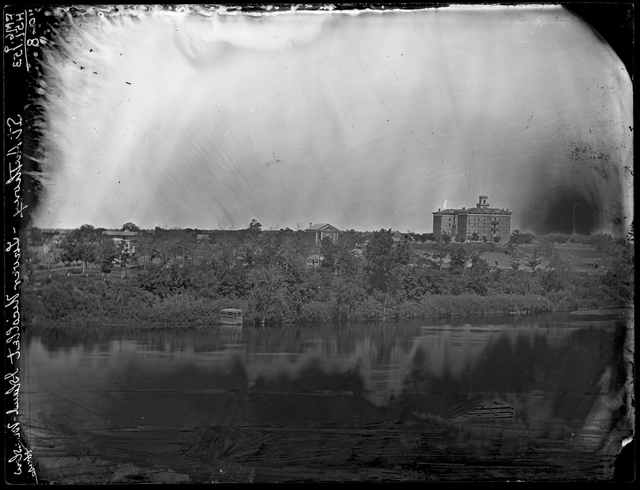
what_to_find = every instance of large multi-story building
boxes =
[432,196,512,242]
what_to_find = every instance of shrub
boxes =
[299,301,335,323]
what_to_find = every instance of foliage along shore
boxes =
[21,225,634,327]
[21,269,630,328]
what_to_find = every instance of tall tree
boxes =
[248,264,287,322]
[509,229,523,245]
[504,239,523,270]
[432,234,451,269]
[121,222,140,232]
[97,239,118,273]
[541,252,572,292]
[466,252,491,295]
[449,246,470,275]
[60,224,99,274]
[394,235,411,265]
[365,229,395,292]
[277,232,308,273]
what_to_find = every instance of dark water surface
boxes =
[22,309,634,482]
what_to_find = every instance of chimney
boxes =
[310,222,312,228]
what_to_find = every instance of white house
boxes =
[305,223,339,245]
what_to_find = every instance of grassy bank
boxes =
[20,279,574,327]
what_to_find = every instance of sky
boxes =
[30,5,633,234]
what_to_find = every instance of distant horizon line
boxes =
[24,225,626,238]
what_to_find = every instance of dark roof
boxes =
[433,208,511,215]
[458,208,512,215]
[103,230,139,237]
[192,240,214,250]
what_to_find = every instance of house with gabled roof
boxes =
[305,223,339,245]
[305,254,323,268]
[102,230,139,254]
[192,239,215,265]
[391,230,414,243]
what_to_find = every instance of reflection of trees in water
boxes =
[33,325,116,352]
[32,318,628,442]
[401,322,628,442]
[34,321,625,399]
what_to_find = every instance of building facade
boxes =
[192,239,215,265]
[432,209,458,237]
[305,223,339,245]
[102,230,139,254]
[432,196,511,242]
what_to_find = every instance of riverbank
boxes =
[21,277,630,328]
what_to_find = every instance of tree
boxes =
[466,253,491,295]
[589,232,615,252]
[320,236,339,274]
[394,235,411,265]
[432,234,451,269]
[541,253,572,292]
[538,238,557,258]
[121,222,140,232]
[416,254,438,269]
[504,240,523,270]
[27,226,44,244]
[114,239,134,276]
[449,246,470,275]
[97,239,118,273]
[60,224,99,274]
[525,246,543,273]
[365,229,395,292]
[509,229,523,245]
[248,219,262,233]
[547,234,569,245]
[215,252,249,298]
[321,233,359,276]
[137,262,193,298]
[247,264,287,322]
[521,232,535,244]
[149,230,193,265]
[277,232,308,273]
[134,232,154,269]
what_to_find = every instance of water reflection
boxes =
[22,310,632,481]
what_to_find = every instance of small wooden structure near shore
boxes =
[220,308,243,326]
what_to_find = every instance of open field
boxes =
[410,242,612,273]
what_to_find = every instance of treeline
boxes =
[22,223,634,326]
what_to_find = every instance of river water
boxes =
[21,309,634,482]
